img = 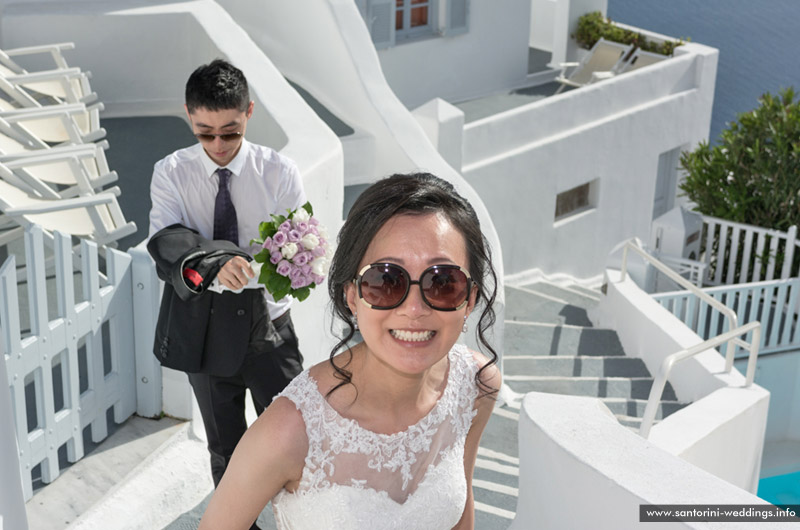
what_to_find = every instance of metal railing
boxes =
[638,321,761,437]
[619,240,761,438]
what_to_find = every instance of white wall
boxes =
[461,42,717,280]
[377,0,532,108]
[735,351,800,442]
[0,1,343,370]
[510,391,781,530]
[591,268,770,493]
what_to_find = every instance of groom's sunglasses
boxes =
[354,263,473,311]
[194,131,243,143]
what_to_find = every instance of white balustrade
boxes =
[1,225,137,500]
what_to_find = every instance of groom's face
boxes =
[186,101,254,167]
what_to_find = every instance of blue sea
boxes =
[608,0,800,144]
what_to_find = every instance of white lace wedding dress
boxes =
[271,344,479,530]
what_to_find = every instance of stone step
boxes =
[516,281,600,309]
[505,321,625,357]
[567,283,604,299]
[601,398,688,420]
[504,285,593,326]
[504,355,651,378]
[615,414,646,429]
[504,376,678,400]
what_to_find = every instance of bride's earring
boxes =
[462,315,468,334]
[353,311,359,331]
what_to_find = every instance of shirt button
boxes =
[237,309,246,316]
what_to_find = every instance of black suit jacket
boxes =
[148,224,262,376]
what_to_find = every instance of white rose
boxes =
[311,256,329,276]
[293,208,310,223]
[281,242,299,260]
[317,223,329,239]
[301,233,319,250]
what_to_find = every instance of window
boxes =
[396,0,432,39]
[357,0,469,49]
[554,179,598,222]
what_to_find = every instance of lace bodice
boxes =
[272,344,480,530]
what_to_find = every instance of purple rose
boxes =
[301,264,312,276]
[276,260,292,276]
[293,251,311,266]
[279,220,292,232]
[311,273,325,285]
[262,236,274,251]
[272,230,288,246]
[309,217,319,226]
[312,246,326,258]
[291,274,311,289]
[270,251,282,264]
[289,267,305,282]
[294,220,309,233]
[288,229,301,243]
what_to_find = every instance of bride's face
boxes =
[345,212,476,377]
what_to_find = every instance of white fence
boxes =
[0,226,139,500]
[653,277,800,357]
[701,215,798,286]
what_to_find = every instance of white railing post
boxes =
[130,242,162,418]
[0,335,29,530]
[782,225,797,279]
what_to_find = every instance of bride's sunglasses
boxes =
[354,263,473,311]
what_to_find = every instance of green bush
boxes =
[574,11,682,56]
[680,88,800,232]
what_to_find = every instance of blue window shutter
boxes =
[368,0,395,49]
[355,0,368,20]
[444,0,469,36]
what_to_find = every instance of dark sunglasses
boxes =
[194,131,243,143]
[354,263,473,311]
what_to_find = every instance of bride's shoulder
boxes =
[464,348,502,391]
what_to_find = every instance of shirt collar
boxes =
[200,138,250,179]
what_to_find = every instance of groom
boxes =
[148,59,305,524]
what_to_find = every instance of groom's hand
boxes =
[218,256,255,291]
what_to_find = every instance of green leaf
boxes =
[293,286,311,301]
[253,250,268,263]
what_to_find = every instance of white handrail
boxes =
[638,321,761,437]
[620,240,740,371]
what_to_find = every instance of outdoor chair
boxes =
[620,48,667,74]
[0,177,136,250]
[0,140,118,199]
[0,42,95,104]
[0,100,105,144]
[555,38,633,93]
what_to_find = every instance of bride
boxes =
[198,173,501,530]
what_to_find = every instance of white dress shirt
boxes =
[149,139,306,319]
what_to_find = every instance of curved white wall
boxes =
[217,0,507,369]
[590,268,770,493]
[511,391,781,530]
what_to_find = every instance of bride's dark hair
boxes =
[327,172,498,396]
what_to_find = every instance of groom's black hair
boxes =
[185,59,250,113]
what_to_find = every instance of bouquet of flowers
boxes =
[251,201,330,302]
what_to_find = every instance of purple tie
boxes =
[213,168,238,245]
